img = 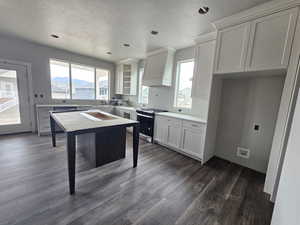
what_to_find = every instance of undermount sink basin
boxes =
[81,111,116,121]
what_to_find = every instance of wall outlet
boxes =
[237,147,250,159]
[254,124,260,131]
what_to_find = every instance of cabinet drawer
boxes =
[158,116,181,127]
[182,120,205,130]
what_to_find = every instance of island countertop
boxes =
[51,110,138,133]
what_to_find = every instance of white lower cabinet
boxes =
[166,119,181,149]
[154,115,206,160]
[181,125,205,158]
[155,116,169,143]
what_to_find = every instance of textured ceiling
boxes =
[0,0,272,62]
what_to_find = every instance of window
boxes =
[96,68,110,100]
[71,64,95,100]
[138,68,149,105]
[50,60,70,99]
[174,59,194,108]
[49,59,110,100]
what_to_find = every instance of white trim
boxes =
[146,48,176,57]
[0,58,34,132]
[117,58,139,65]
[194,31,217,44]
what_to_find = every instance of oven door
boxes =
[136,113,154,137]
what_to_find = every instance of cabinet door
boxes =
[167,124,181,148]
[154,117,168,144]
[192,40,215,99]
[246,8,298,71]
[214,22,250,74]
[181,126,205,158]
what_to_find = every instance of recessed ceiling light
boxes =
[123,43,130,47]
[198,6,209,15]
[151,30,159,35]
[106,52,112,55]
[51,34,59,39]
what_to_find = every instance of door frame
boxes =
[0,58,34,133]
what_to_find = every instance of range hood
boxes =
[143,48,175,87]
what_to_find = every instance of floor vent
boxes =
[237,147,250,159]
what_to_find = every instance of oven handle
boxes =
[136,113,154,119]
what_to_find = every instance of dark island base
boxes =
[77,127,127,167]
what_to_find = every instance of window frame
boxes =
[173,58,194,110]
[49,59,110,101]
[49,59,71,100]
[96,67,111,101]
[70,63,95,100]
[138,67,149,105]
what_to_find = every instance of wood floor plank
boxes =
[0,133,274,225]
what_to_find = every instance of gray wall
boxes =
[215,75,285,173]
[0,35,115,106]
[0,35,115,131]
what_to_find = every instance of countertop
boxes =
[156,112,207,124]
[37,104,131,109]
[36,104,93,108]
[115,106,136,111]
[38,104,206,124]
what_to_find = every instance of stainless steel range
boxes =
[136,108,168,143]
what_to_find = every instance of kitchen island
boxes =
[50,110,139,195]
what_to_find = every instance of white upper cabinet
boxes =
[214,22,251,74]
[246,8,298,71]
[115,59,138,95]
[143,48,175,87]
[192,33,216,99]
[213,6,299,74]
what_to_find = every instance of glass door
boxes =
[0,62,31,134]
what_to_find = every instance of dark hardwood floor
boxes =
[0,133,273,225]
